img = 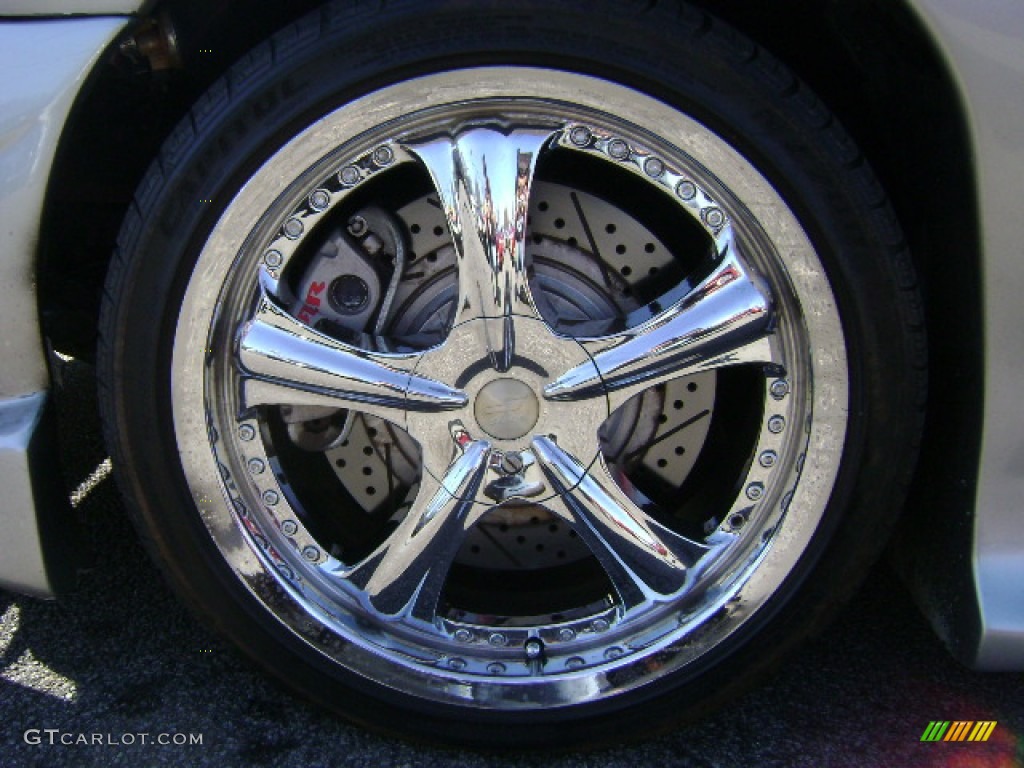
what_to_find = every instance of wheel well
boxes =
[692,0,983,648]
[38,0,980,581]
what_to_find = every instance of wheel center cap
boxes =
[474,378,540,440]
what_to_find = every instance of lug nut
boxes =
[499,452,525,475]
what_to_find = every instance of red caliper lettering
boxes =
[297,281,326,324]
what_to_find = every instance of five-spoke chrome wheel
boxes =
[170,69,848,708]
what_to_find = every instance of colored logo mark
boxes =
[921,721,998,742]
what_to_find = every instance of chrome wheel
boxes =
[171,68,847,708]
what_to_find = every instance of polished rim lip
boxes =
[171,68,848,708]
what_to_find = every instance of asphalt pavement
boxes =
[1,360,1022,767]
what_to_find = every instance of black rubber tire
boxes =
[98,0,926,749]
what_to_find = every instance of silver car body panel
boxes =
[910,0,1024,670]
[0,0,1021,668]
[0,15,130,596]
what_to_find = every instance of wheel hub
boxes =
[408,313,608,503]
[474,378,539,440]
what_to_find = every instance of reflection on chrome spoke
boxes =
[343,439,491,622]
[238,289,466,425]
[533,436,709,610]
[407,126,557,371]
[546,248,778,410]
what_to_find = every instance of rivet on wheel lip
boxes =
[309,189,331,211]
[607,138,630,160]
[759,450,778,468]
[247,458,265,475]
[280,519,298,536]
[262,489,279,506]
[590,618,610,633]
[372,145,394,166]
[488,633,508,647]
[453,628,474,643]
[263,250,283,269]
[770,379,790,399]
[338,165,361,186]
[565,656,585,670]
[702,207,725,229]
[448,657,467,671]
[487,662,506,675]
[557,628,576,642]
[768,415,786,434]
[568,125,592,147]
[746,482,765,501]
[644,157,665,178]
[301,545,320,562]
[676,180,697,200]
[238,424,256,441]
[283,218,304,239]
[604,647,624,660]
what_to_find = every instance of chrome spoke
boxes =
[532,436,708,610]
[406,126,555,370]
[344,439,491,622]
[237,290,466,423]
[545,248,778,411]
